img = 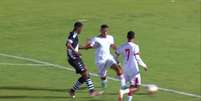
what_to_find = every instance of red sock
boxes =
[128,88,134,96]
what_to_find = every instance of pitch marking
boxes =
[0,53,200,98]
[0,63,50,66]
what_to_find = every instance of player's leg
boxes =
[68,58,86,98]
[76,59,102,96]
[106,57,126,88]
[110,63,128,101]
[110,63,126,88]
[96,63,108,88]
[118,72,130,101]
[82,67,103,96]
[127,74,141,101]
[68,58,101,97]
[69,76,85,98]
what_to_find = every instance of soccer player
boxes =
[66,22,101,98]
[80,24,126,89]
[116,31,148,101]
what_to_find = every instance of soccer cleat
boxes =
[89,90,103,97]
[101,80,108,89]
[68,89,76,98]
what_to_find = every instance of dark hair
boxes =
[127,31,135,39]
[73,21,83,31]
[101,24,109,29]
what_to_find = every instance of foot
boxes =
[101,81,107,89]
[89,90,103,96]
[68,89,75,98]
[101,79,108,89]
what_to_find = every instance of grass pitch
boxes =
[0,0,200,101]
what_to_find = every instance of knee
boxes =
[130,85,140,92]
[111,64,123,75]
[81,71,89,79]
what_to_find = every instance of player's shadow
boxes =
[0,86,92,99]
[0,86,71,99]
[0,95,71,99]
[0,86,92,93]
[105,92,148,96]
[0,86,67,92]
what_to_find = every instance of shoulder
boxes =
[132,43,140,52]
[107,35,114,42]
[107,35,114,39]
[91,36,98,40]
[131,42,139,47]
[68,32,74,36]
[68,32,77,38]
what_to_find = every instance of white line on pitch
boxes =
[0,63,50,66]
[0,53,200,98]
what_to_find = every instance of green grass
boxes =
[0,0,200,101]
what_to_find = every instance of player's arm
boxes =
[79,38,96,50]
[114,46,122,64]
[135,53,148,71]
[79,43,93,50]
[111,44,117,50]
[134,46,148,71]
[66,41,81,56]
[110,36,117,50]
[66,33,81,56]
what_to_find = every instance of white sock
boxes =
[119,75,126,87]
[121,88,130,94]
[101,79,107,83]
[128,96,133,101]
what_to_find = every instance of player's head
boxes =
[127,31,135,40]
[100,24,109,36]
[73,21,83,34]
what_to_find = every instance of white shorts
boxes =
[96,58,117,77]
[124,73,141,86]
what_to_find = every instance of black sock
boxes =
[72,77,85,91]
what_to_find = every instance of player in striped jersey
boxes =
[66,22,101,98]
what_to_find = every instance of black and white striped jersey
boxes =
[66,32,79,59]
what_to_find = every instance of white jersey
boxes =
[90,35,114,63]
[116,42,140,75]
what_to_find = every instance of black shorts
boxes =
[68,57,87,74]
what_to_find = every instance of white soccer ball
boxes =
[145,84,159,94]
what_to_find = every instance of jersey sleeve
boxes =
[134,45,147,68]
[134,45,140,55]
[109,35,114,44]
[67,32,74,44]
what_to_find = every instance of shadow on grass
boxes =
[0,95,71,99]
[105,92,148,96]
[0,86,102,99]
[0,86,147,100]
[0,86,90,92]
[0,86,67,92]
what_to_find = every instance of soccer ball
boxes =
[145,84,159,94]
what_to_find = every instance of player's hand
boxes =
[144,67,148,72]
[144,65,148,71]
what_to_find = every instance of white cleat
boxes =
[68,89,76,98]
